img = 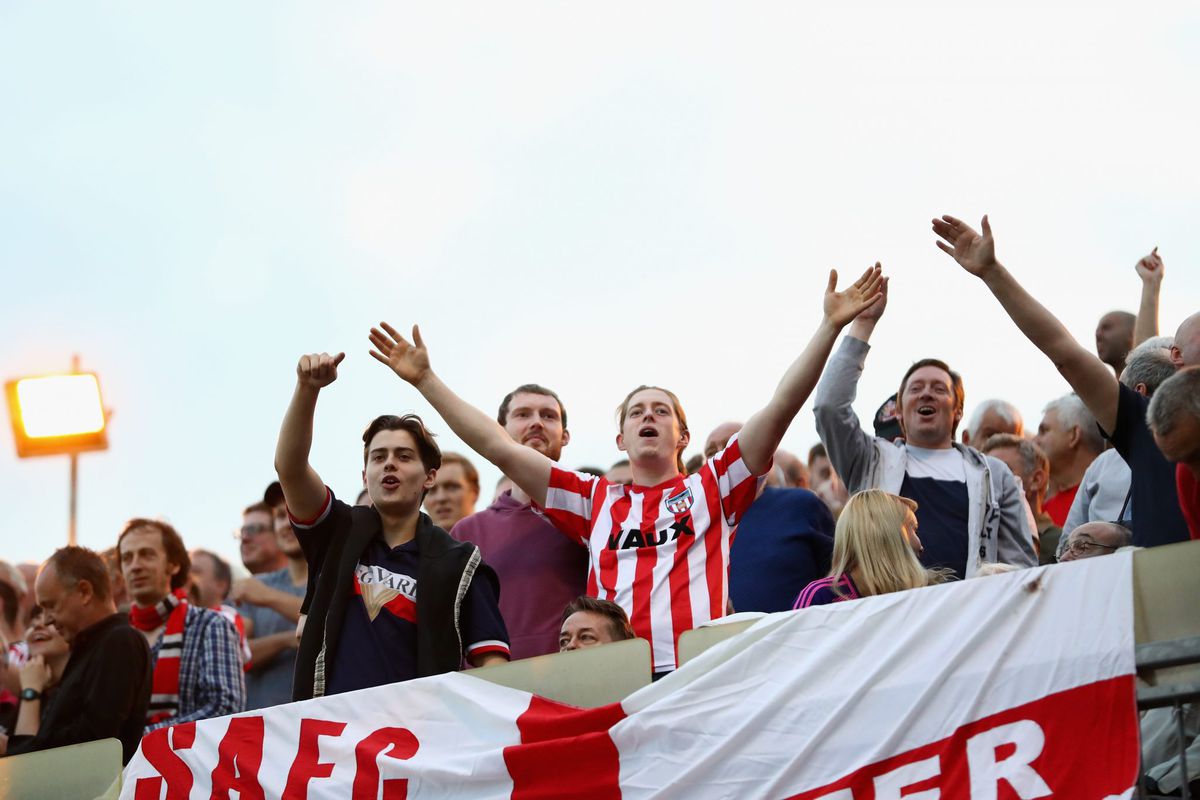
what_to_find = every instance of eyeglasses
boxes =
[233,524,272,541]
[1064,535,1119,556]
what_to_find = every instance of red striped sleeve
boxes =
[698,467,727,620]
[466,640,511,660]
[289,487,332,529]
[540,467,600,546]
[710,435,765,525]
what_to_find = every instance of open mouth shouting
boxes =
[639,426,659,439]
[380,475,402,491]
[916,405,937,419]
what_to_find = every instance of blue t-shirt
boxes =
[900,446,969,580]
[1104,383,1189,547]
[327,536,509,695]
[729,488,834,613]
[239,567,306,710]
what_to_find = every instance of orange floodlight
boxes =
[6,372,109,458]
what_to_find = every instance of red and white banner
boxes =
[123,553,1139,799]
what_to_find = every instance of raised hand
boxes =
[1134,247,1163,284]
[932,214,997,277]
[296,352,345,389]
[369,322,431,386]
[823,262,885,327]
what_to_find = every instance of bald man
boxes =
[1058,522,1131,563]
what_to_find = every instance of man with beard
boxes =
[451,385,588,659]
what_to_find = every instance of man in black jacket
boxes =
[276,351,509,701]
[6,547,150,763]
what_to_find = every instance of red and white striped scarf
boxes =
[130,587,189,725]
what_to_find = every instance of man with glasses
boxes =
[1057,521,1130,562]
[230,487,308,709]
[236,502,287,576]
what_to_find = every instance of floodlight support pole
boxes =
[68,353,80,547]
[69,453,78,547]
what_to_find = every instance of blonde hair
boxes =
[830,489,940,597]
[616,385,689,474]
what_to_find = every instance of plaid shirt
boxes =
[145,604,246,733]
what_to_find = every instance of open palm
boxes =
[824,263,885,327]
[368,322,431,386]
[932,214,997,277]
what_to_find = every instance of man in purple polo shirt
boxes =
[451,384,588,659]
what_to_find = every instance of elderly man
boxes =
[961,399,1024,448]
[982,434,1059,564]
[1036,394,1106,526]
[1058,522,1131,562]
[7,547,151,763]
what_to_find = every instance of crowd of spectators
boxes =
[0,218,1197,790]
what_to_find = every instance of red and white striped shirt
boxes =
[541,435,763,671]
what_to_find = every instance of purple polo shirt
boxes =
[451,490,589,659]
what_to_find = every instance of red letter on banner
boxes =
[210,716,266,800]
[135,723,197,800]
[283,718,348,800]
[352,727,419,800]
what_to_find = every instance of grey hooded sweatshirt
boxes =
[814,336,1037,577]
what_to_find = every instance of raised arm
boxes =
[932,214,1118,433]
[738,264,885,474]
[368,323,554,507]
[274,353,343,522]
[1134,247,1164,345]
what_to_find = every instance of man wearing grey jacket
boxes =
[814,277,1037,579]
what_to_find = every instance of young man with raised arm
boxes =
[813,276,1037,580]
[367,265,884,675]
[276,355,509,701]
[932,214,1191,548]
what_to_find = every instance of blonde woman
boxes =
[793,489,940,608]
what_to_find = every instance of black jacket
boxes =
[293,500,500,701]
[7,613,151,764]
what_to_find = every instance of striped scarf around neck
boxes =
[130,587,189,725]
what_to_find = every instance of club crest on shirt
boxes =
[665,487,694,514]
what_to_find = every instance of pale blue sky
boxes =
[2,2,1197,568]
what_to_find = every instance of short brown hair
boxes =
[616,385,689,474]
[896,358,965,436]
[242,501,272,518]
[560,596,635,642]
[362,414,442,472]
[497,384,568,429]
[117,518,191,591]
[439,452,480,495]
[45,546,112,602]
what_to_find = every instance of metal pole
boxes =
[69,453,78,547]
[68,353,80,547]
